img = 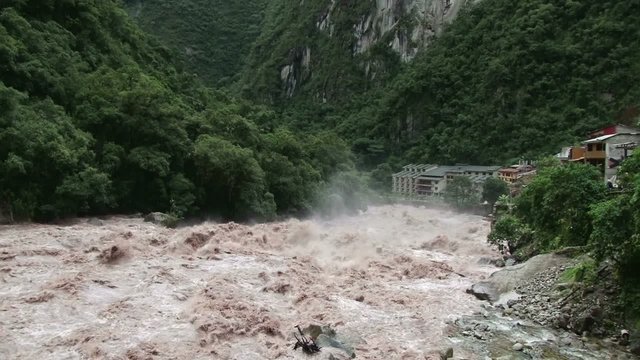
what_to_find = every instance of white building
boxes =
[392,164,501,197]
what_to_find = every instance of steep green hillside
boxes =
[124,0,267,86]
[0,0,359,222]
[237,0,462,108]
[357,0,640,165]
[235,0,640,167]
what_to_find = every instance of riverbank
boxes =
[464,252,639,359]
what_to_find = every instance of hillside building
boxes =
[392,164,500,197]
[556,146,586,163]
[498,162,537,184]
[582,132,639,184]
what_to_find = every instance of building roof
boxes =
[461,165,501,172]
[583,134,619,143]
[393,164,438,177]
[583,133,640,144]
[469,174,492,184]
[499,168,519,173]
[394,164,501,179]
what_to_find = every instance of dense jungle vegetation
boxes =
[0,0,365,222]
[488,151,640,333]
[221,0,640,166]
[123,0,267,87]
[2,0,640,226]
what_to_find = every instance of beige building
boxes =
[392,164,500,197]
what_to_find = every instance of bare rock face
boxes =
[281,0,473,98]
[352,0,473,61]
[468,254,568,304]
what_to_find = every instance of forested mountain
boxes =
[123,0,267,86]
[2,0,640,221]
[231,0,640,166]
[357,0,640,164]
[134,0,640,167]
[0,0,360,222]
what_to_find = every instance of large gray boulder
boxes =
[468,254,568,303]
[144,212,171,225]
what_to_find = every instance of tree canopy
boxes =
[0,0,361,221]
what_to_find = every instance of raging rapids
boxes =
[0,205,500,359]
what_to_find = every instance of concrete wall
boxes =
[605,134,640,183]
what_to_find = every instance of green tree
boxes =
[444,176,479,209]
[488,214,533,253]
[193,135,275,219]
[590,153,640,275]
[482,177,509,207]
[369,163,393,192]
[516,163,606,249]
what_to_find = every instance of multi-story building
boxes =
[556,146,586,163]
[392,164,500,197]
[583,132,639,184]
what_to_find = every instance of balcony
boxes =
[585,150,605,159]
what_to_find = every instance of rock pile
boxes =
[500,264,567,327]
[499,262,627,343]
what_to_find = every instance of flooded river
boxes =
[0,205,629,359]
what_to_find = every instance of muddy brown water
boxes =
[0,205,501,359]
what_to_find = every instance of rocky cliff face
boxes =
[244,0,472,102]
[351,0,468,61]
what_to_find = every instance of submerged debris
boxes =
[293,325,321,354]
[97,245,127,264]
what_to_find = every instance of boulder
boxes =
[144,212,170,224]
[573,314,595,334]
[469,254,568,304]
[144,212,178,227]
[512,343,524,351]
[87,217,104,226]
[439,347,454,359]
[466,282,500,302]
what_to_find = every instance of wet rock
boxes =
[619,329,630,346]
[316,334,355,358]
[355,295,364,302]
[561,337,572,346]
[574,314,595,334]
[439,347,453,359]
[97,245,128,264]
[466,282,499,302]
[144,212,172,225]
[512,342,524,351]
[504,307,514,316]
[87,218,104,226]
[474,254,568,297]
[505,258,517,266]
